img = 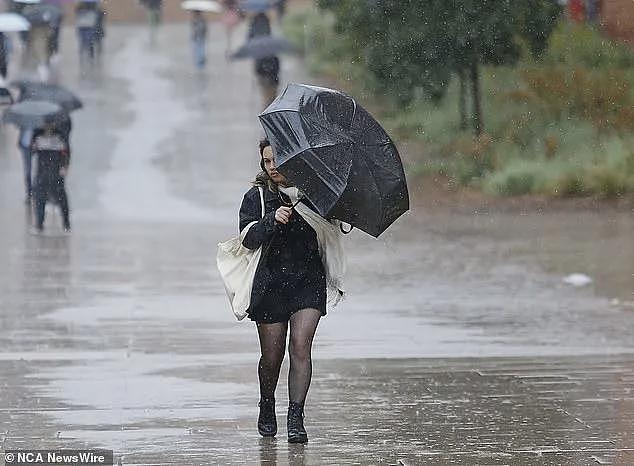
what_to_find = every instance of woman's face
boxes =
[262,145,287,184]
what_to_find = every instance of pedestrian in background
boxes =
[276,0,286,20]
[31,123,71,233]
[255,55,279,108]
[221,0,242,57]
[76,1,99,64]
[28,24,53,80]
[48,12,63,62]
[94,5,106,58]
[0,32,8,82]
[141,0,163,42]
[191,10,207,69]
[247,12,279,108]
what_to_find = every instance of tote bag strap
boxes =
[258,186,265,218]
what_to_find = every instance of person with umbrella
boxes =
[45,3,63,62]
[234,84,408,444]
[30,120,72,233]
[3,100,71,228]
[76,0,99,64]
[275,0,286,20]
[182,1,222,68]
[140,0,162,41]
[0,12,30,82]
[190,9,208,69]
[10,81,81,203]
[21,3,62,79]
[234,138,345,444]
[94,2,106,58]
[246,11,279,108]
[220,0,242,57]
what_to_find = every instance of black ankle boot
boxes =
[258,397,277,437]
[287,402,308,443]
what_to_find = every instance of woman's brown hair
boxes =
[253,138,277,191]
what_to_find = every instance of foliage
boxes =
[318,0,562,132]
[285,6,634,197]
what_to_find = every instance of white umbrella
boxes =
[13,0,41,4]
[0,13,31,32]
[181,0,222,13]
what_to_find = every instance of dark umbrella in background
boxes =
[21,3,62,26]
[3,99,67,128]
[0,87,14,106]
[11,80,83,112]
[230,35,296,60]
[258,83,409,238]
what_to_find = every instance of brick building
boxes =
[600,0,634,44]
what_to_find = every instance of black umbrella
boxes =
[258,83,409,237]
[0,87,14,106]
[231,35,296,60]
[21,4,62,26]
[12,81,83,112]
[3,100,68,129]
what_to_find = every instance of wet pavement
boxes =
[1,22,634,466]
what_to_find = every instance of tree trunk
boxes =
[469,59,483,136]
[458,68,468,131]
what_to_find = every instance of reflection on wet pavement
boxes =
[0,22,633,466]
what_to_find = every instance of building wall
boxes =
[601,0,634,43]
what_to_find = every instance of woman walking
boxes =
[237,139,344,443]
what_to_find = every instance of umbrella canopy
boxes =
[258,83,409,238]
[231,35,296,60]
[239,0,274,12]
[0,88,14,106]
[12,81,82,112]
[182,0,221,12]
[0,13,31,32]
[13,0,40,4]
[3,100,68,129]
[21,3,62,26]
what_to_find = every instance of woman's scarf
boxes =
[279,186,346,309]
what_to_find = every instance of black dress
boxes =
[239,185,326,324]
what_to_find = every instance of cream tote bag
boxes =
[217,187,265,320]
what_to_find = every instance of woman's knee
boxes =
[289,339,312,363]
[260,350,284,369]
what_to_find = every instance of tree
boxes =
[319,0,562,135]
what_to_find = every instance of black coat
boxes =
[239,185,324,311]
[0,33,7,79]
[247,13,271,40]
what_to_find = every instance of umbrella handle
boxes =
[340,223,353,234]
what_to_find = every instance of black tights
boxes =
[256,308,321,406]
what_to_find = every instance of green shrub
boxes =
[484,160,543,195]
[546,23,634,69]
